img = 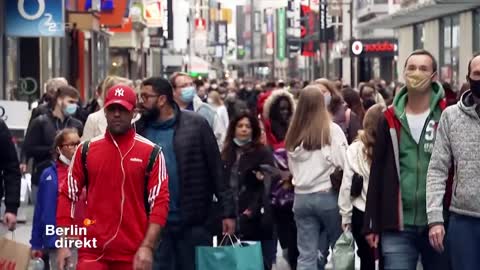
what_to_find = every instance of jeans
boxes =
[447,213,480,270]
[381,225,450,270]
[293,191,342,270]
[154,224,212,270]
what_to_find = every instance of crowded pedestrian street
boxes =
[2,1,480,270]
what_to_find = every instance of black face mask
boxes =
[469,78,480,98]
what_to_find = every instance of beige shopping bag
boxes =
[0,232,30,270]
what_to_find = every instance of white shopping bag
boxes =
[20,174,31,204]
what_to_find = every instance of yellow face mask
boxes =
[405,70,435,93]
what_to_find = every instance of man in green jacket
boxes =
[364,49,450,270]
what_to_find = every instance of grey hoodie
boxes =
[426,90,480,224]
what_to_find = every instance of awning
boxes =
[357,0,480,29]
[189,56,210,74]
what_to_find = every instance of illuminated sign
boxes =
[350,39,398,57]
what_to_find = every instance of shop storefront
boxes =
[350,38,398,83]
[474,8,480,52]
[439,15,460,88]
[357,1,480,89]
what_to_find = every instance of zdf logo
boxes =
[18,0,46,20]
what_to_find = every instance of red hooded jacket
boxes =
[57,128,169,262]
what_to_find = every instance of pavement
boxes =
[5,205,360,270]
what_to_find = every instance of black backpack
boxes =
[81,140,161,214]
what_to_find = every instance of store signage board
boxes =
[6,0,65,37]
[350,39,398,57]
[0,101,30,130]
[215,21,228,46]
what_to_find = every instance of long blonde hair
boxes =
[285,85,331,151]
[101,76,134,100]
[357,104,385,164]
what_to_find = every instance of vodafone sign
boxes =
[350,39,398,57]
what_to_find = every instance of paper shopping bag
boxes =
[0,236,31,270]
[333,231,355,270]
[196,241,263,270]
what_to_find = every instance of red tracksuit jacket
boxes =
[57,128,169,262]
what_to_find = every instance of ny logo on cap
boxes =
[115,88,125,97]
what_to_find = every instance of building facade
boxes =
[364,0,480,90]
[0,0,112,102]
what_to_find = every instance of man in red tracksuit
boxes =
[56,84,169,270]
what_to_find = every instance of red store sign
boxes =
[351,39,398,57]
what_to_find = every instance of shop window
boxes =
[413,23,424,49]
[474,9,480,52]
[440,15,460,89]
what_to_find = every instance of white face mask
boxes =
[57,147,71,165]
[59,153,71,165]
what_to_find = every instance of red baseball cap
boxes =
[104,85,137,111]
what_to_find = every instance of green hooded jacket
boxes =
[393,82,445,226]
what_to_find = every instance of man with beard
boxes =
[137,77,235,270]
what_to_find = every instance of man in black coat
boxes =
[21,77,68,173]
[23,85,83,191]
[137,77,235,270]
[0,119,21,231]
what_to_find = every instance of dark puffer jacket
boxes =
[23,111,83,185]
[136,107,235,226]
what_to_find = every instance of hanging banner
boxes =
[215,21,228,45]
[236,6,246,59]
[301,5,315,57]
[6,0,65,37]
[287,0,301,57]
[265,9,274,56]
[277,8,286,61]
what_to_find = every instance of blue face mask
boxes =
[180,86,196,103]
[233,137,252,147]
[63,103,78,116]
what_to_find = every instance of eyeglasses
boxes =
[61,142,80,149]
[138,93,160,102]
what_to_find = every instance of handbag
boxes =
[196,235,264,270]
[0,232,31,270]
[269,149,294,208]
[333,231,355,270]
[330,168,344,193]
[350,172,364,198]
